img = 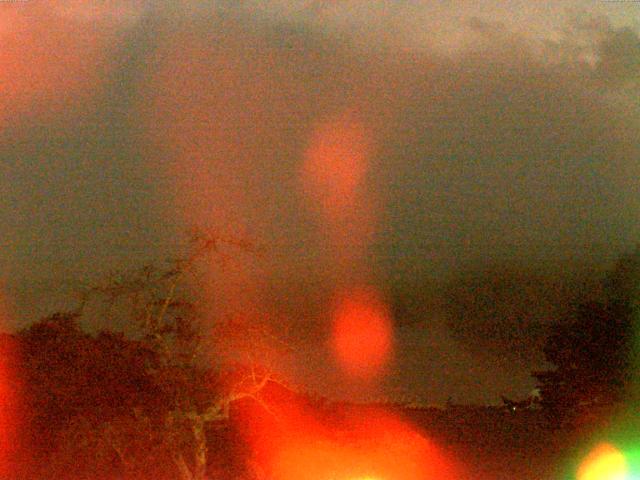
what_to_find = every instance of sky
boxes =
[1,0,639,405]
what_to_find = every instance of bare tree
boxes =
[78,230,290,480]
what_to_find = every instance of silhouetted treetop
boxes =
[533,248,640,428]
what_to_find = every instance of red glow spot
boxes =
[301,112,371,223]
[578,443,628,480]
[331,287,393,380]
[238,400,462,480]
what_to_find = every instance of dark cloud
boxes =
[440,264,602,363]
[376,20,640,279]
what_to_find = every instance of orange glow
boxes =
[301,111,371,222]
[331,287,393,380]
[239,400,461,480]
[300,110,378,270]
[578,443,629,480]
[0,3,117,130]
[238,394,462,480]
[300,111,391,384]
[141,27,348,373]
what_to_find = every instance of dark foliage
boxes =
[533,250,640,428]
[15,313,168,477]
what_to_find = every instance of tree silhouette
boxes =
[71,231,288,480]
[533,249,639,429]
[17,312,163,479]
[8,231,292,480]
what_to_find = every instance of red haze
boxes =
[301,111,371,224]
[143,21,400,393]
[0,291,22,477]
[140,25,308,373]
[300,110,378,271]
[331,286,393,380]
[239,398,461,480]
[301,111,393,384]
[0,3,121,130]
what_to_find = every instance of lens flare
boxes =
[578,443,629,480]
[237,398,461,480]
[301,111,371,223]
[331,286,393,380]
[300,111,392,382]
[0,291,20,477]
[300,110,378,271]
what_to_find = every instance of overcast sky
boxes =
[1,0,639,404]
